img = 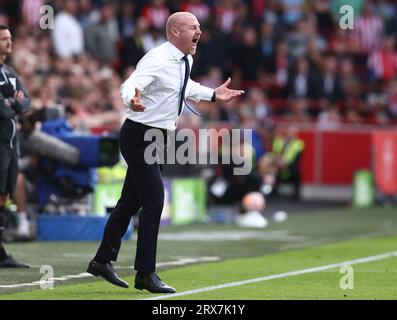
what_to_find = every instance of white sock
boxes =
[19,212,28,220]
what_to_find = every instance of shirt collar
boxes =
[166,41,188,61]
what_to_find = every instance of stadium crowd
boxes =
[1,0,397,132]
[1,0,397,235]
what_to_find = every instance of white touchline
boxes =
[0,257,220,289]
[116,257,220,269]
[142,250,397,300]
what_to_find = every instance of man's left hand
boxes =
[214,77,245,102]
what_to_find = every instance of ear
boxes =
[171,27,179,36]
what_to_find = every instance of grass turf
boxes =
[1,235,397,300]
[1,207,397,299]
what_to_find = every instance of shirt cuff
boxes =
[200,86,215,101]
[121,82,136,107]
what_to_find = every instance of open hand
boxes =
[214,78,245,102]
[129,88,146,112]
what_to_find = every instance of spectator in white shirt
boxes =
[51,0,84,58]
[87,11,244,294]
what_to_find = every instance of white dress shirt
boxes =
[121,41,214,131]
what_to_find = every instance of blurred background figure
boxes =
[84,0,120,65]
[236,191,268,228]
[51,0,84,58]
[268,125,305,201]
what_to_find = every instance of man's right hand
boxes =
[129,88,146,112]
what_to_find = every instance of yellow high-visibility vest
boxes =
[272,136,305,165]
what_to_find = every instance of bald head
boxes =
[166,12,195,39]
[166,11,201,55]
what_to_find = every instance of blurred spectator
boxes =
[344,107,364,124]
[386,79,397,118]
[234,0,251,25]
[120,16,146,69]
[385,1,397,42]
[0,1,19,25]
[286,56,322,100]
[78,0,97,28]
[363,80,389,124]
[310,0,335,39]
[353,0,384,54]
[209,141,262,205]
[51,0,84,58]
[271,39,291,88]
[251,0,266,22]
[13,172,32,238]
[329,28,359,56]
[319,55,345,102]
[199,66,223,89]
[13,120,40,239]
[286,17,311,60]
[117,1,135,38]
[280,0,306,28]
[141,0,170,30]
[269,125,305,200]
[232,26,263,83]
[376,0,397,25]
[141,26,166,53]
[284,97,312,122]
[240,87,271,123]
[367,35,397,82]
[316,102,342,130]
[21,0,46,29]
[214,0,239,34]
[262,0,283,35]
[259,21,277,69]
[218,100,241,125]
[306,36,325,71]
[257,154,277,187]
[339,57,361,105]
[84,1,120,64]
[179,0,211,26]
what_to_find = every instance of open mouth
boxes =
[192,38,199,46]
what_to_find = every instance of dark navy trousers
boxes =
[94,119,166,272]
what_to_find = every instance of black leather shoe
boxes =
[0,255,30,268]
[135,272,176,293]
[86,260,129,288]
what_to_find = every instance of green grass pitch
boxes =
[1,207,397,300]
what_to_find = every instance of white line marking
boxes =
[142,250,397,300]
[155,230,306,242]
[0,273,92,289]
[115,257,220,269]
[0,257,220,289]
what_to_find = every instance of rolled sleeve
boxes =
[186,79,214,102]
[120,77,137,107]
